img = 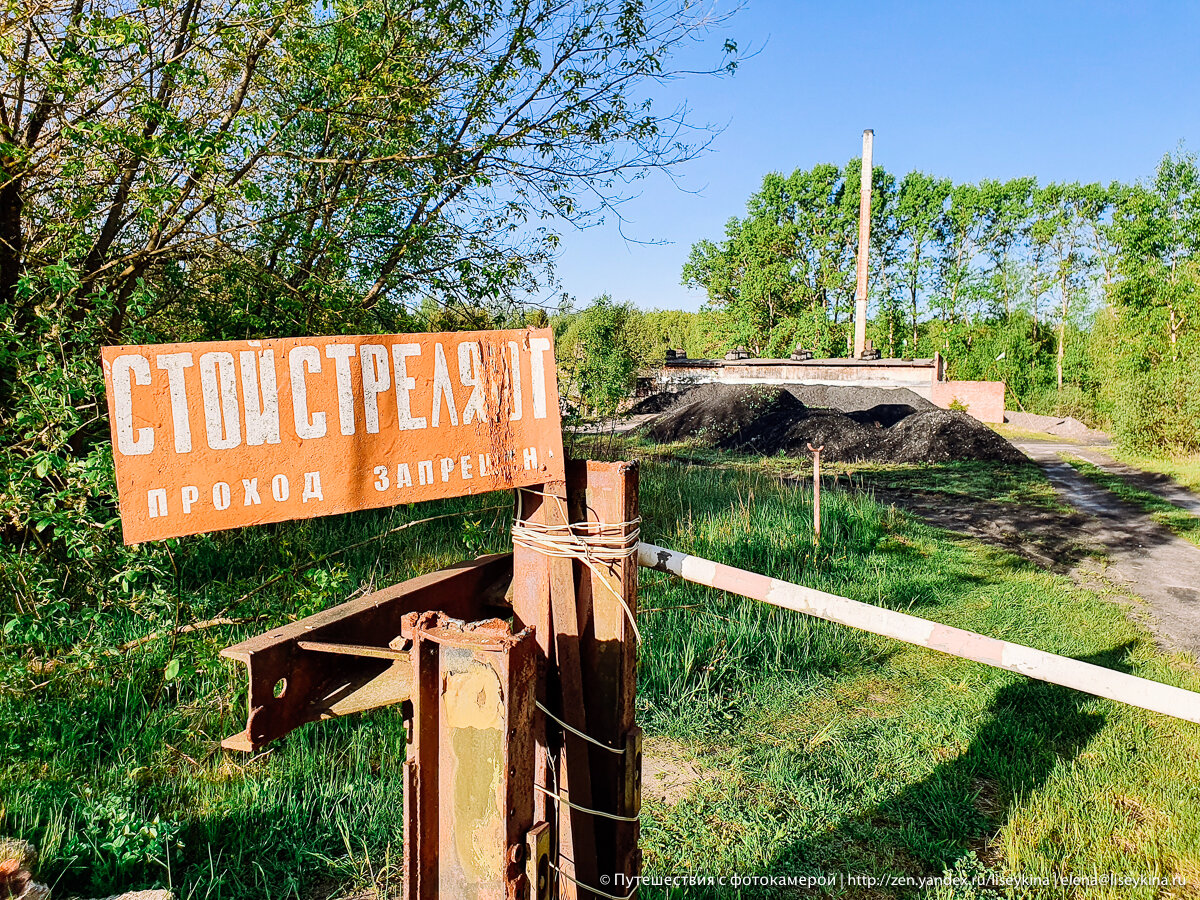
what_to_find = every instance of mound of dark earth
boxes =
[877,409,1026,464]
[627,387,696,415]
[638,384,1024,464]
[641,384,804,446]
[845,403,924,428]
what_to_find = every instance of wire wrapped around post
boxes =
[511,488,643,643]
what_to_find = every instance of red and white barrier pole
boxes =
[638,541,1200,725]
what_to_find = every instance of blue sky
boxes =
[544,0,1200,312]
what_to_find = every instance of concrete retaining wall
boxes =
[929,380,1005,424]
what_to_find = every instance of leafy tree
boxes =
[934,182,984,323]
[892,171,950,355]
[555,295,643,416]
[1034,182,1105,388]
[682,158,891,355]
[1097,150,1200,450]
[977,177,1036,318]
[0,0,738,601]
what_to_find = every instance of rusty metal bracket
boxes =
[525,822,551,900]
[220,553,513,751]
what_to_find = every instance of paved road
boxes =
[1014,439,1200,658]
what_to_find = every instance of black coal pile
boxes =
[639,384,1025,464]
[781,384,935,413]
[641,384,804,446]
[626,386,696,415]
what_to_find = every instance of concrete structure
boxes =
[651,354,1006,424]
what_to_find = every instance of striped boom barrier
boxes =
[638,541,1200,725]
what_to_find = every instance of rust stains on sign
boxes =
[102,328,564,543]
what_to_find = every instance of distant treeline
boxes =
[556,150,1200,455]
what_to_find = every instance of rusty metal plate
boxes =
[221,553,513,751]
[102,329,565,544]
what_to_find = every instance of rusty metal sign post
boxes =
[102,328,643,900]
[219,462,641,899]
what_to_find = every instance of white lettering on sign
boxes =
[112,354,154,456]
[108,337,557,457]
[102,329,564,543]
[302,471,324,502]
[325,343,357,436]
[431,342,458,427]
[289,346,326,439]
[361,345,389,434]
[530,337,550,420]
[134,441,556,532]
[148,488,168,518]
[392,343,426,430]
[199,352,241,450]
[507,341,523,422]
[243,478,261,506]
[240,350,280,446]
[459,342,486,425]
[157,353,194,453]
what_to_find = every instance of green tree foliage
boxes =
[554,295,646,416]
[679,150,1200,454]
[1097,151,1200,452]
[681,159,889,356]
[0,0,737,606]
[680,161,1115,424]
[889,171,951,356]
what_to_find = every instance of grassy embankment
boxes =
[1105,451,1200,494]
[3,458,1200,898]
[1061,457,1200,549]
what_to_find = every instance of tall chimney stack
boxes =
[853,129,873,359]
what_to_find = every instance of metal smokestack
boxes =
[853,129,873,359]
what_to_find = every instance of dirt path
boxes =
[1009,439,1200,658]
[866,440,1200,658]
[1027,441,1200,517]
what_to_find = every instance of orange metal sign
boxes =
[102,329,565,544]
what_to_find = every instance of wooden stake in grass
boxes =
[807,443,824,542]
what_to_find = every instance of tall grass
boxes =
[634,461,1200,897]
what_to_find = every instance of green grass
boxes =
[3,460,1200,898]
[581,431,1063,510]
[826,459,1062,510]
[1105,448,1200,494]
[1063,457,1200,549]
[635,461,1200,897]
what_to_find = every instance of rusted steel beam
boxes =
[639,541,1200,724]
[220,553,513,751]
[402,612,537,900]
[511,489,554,831]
